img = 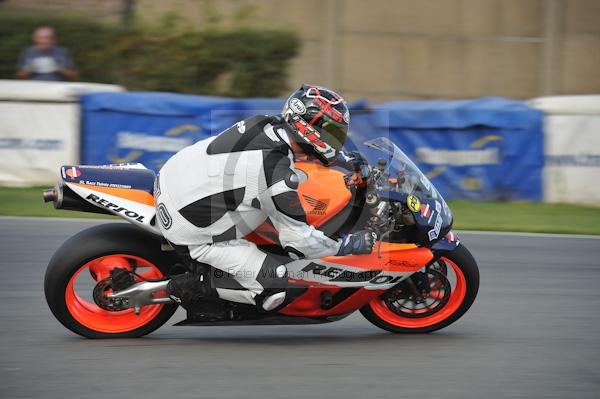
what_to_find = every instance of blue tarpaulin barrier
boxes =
[81,92,543,201]
[349,97,544,201]
[80,92,285,172]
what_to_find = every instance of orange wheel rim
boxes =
[65,254,165,334]
[370,257,467,329]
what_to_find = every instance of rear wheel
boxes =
[360,243,479,333]
[45,223,179,338]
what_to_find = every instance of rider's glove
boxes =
[337,230,377,256]
[337,150,367,171]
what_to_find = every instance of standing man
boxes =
[16,26,78,81]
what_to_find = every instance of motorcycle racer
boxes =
[155,84,376,312]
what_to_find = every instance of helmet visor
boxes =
[316,116,348,151]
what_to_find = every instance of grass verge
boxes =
[0,186,111,219]
[1,187,599,235]
[449,200,600,235]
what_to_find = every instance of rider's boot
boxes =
[255,264,288,312]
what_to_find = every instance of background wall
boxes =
[2,0,599,101]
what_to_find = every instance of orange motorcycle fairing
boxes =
[294,161,352,227]
[322,243,433,273]
[280,243,434,317]
[245,161,351,246]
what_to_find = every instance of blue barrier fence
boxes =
[350,98,543,201]
[80,92,285,172]
[81,92,543,201]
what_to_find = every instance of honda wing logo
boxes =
[302,195,329,215]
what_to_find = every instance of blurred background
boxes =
[2,0,600,99]
[0,0,599,233]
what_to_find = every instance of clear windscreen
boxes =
[363,137,440,200]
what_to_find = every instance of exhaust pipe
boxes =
[42,188,57,203]
[41,181,111,215]
[42,183,63,209]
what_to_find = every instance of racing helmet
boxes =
[282,84,349,165]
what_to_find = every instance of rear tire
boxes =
[360,243,479,333]
[44,223,179,338]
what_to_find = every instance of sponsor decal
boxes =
[109,125,201,165]
[416,147,499,166]
[86,194,145,222]
[545,154,600,167]
[302,195,329,215]
[0,138,63,150]
[385,259,419,267]
[165,124,201,136]
[446,231,458,242]
[289,98,306,115]
[65,166,81,179]
[156,203,172,230]
[343,110,350,124]
[65,170,133,189]
[236,121,246,134]
[415,134,503,168]
[407,195,420,212]
[435,200,442,213]
[428,213,442,241]
[301,263,403,285]
[84,180,132,189]
[420,203,431,218]
[116,132,193,152]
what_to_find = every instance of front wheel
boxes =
[360,243,479,333]
[44,223,179,338]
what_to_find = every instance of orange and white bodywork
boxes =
[54,160,442,319]
[59,163,160,234]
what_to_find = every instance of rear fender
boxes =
[58,164,160,235]
[66,182,159,234]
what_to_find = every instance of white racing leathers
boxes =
[155,116,341,309]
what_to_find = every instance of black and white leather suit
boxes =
[155,115,342,309]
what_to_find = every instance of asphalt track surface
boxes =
[1,217,600,399]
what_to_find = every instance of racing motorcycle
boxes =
[43,137,479,338]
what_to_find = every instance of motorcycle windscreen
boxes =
[363,137,453,244]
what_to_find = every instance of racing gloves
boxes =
[337,230,377,256]
[336,150,367,172]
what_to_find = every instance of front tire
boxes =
[360,243,479,334]
[44,223,179,338]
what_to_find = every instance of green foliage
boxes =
[0,11,298,97]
